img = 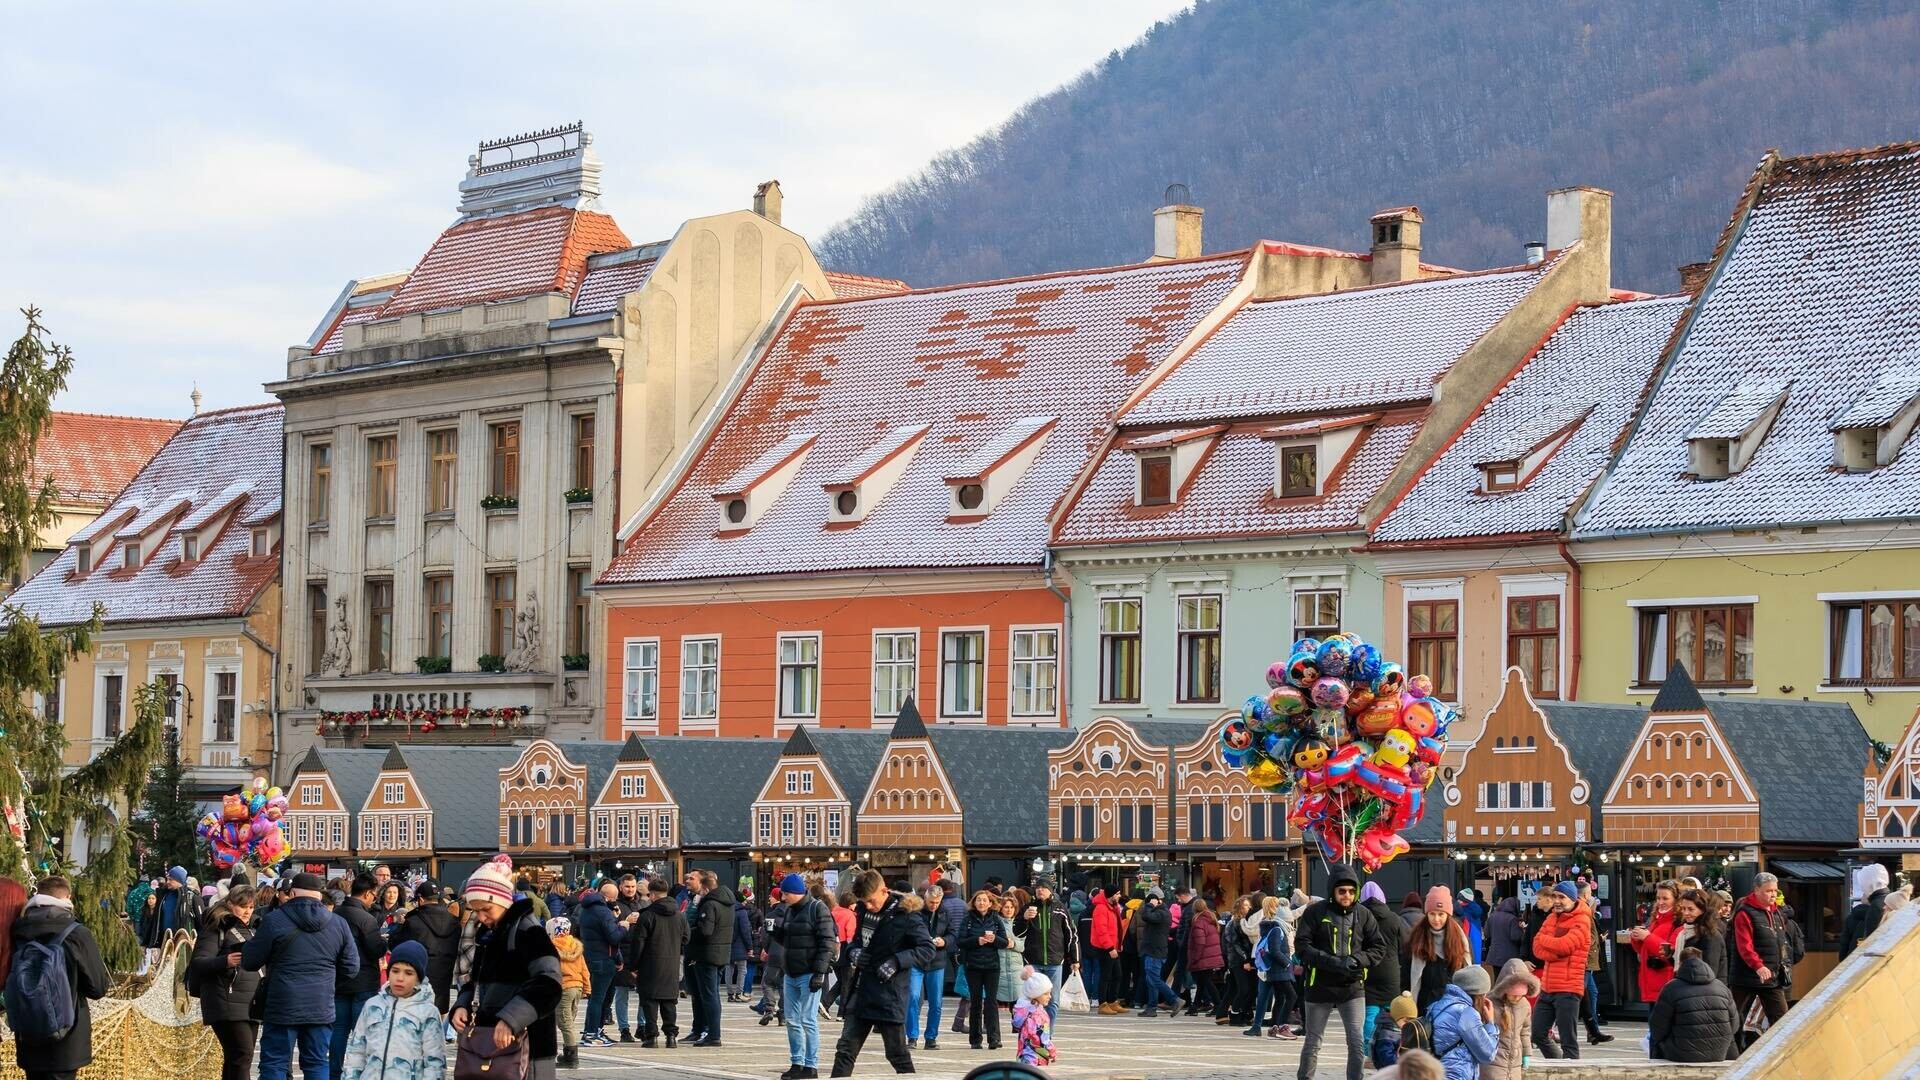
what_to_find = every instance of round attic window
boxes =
[836,490,859,516]
[531,764,553,786]
[957,484,985,511]
[725,498,748,524]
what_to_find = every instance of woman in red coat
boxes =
[1630,881,1684,1004]
[1183,898,1226,1016]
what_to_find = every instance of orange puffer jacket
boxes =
[1531,901,1594,995]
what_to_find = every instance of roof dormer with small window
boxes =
[1830,369,1920,472]
[822,423,929,527]
[1472,405,1594,494]
[1119,425,1225,506]
[110,489,196,572]
[66,502,142,577]
[1257,412,1379,498]
[168,479,255,565]
[945,415,1055,521]
[1687,381,1789,480]
[712,432,816,532]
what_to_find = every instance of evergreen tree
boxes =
[0,307,164,970]
[132,723,200,878]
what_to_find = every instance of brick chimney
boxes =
[1152,184,1203,261]
[1678,261,1711,296]
[1369,206,1422,284]
[754,180,783,226]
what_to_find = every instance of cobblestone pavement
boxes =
[565,998,1653,1079]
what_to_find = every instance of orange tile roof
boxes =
[32,411,183,508]
[824,271,911,299]
[377,206,631,317]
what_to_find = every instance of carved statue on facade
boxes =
[506,589,541,672]
[319,595,352,676]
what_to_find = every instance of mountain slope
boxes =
[819,0,1920,291]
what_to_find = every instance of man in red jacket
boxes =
[1088,888,1120,1011]
[1728,873,1790,1032]
[1530,882,1592,1059]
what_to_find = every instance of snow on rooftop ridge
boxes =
[1831,367,1920,430]
[715,432,818,498]
[1689,380,1792,440]
[114,490,195,539]
[171,479,255,533]
[948,416,1056,481]
[823,424,930,489]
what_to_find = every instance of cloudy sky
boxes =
[1,3,1187,417]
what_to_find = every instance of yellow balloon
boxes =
[1248,758,1285,788]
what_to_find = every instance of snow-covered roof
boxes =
[8,403,283,627]
[1121,263,1551,425]
[572,245,665,316]
[1577,142,1920,537]
[1372,296,1686,543]
[600,252,1248,584]
[378,205,631,318]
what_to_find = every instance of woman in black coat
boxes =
[1648,951,1738,1062]
[191,887,264,1080]
[452,895,562,1074]
[1673,889,1729,986]
[956,890,1011,1049]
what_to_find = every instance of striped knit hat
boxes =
[463,854,517,908]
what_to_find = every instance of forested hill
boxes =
[818,0,1920,292]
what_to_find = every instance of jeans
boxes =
[731,959,750,995]
[1140,955,1180,1009]
[907,967,945,1040]
[1533,991,1582,1058]
[1297,997,1367,1080]
[831,1015,913,1076]
[330,991,374,1077]
[585,958,616,1037]
[209,1019,258,1080]
[1248,980,1276,1032]
[965,966,1001,1047]
[259,1021,330,1080]
[1363,1004,1383,1052]
[691,961,724,1040]
[1036,963,1064,1029]
[1584,971,1601,1023]
[785,974,823,1066]
[612,984,632,1032]
[1081,952,1103,1003]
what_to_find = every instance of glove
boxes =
[877,959,899,981]
[1344,956,1364,975]
[810,973,826,991]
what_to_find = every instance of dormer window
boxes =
[1688,380,1789,480]
[823,423,928,527]
[251,528,270,557]
[1258,412,1379,499]
[75,546,91,575]
[123,542,141,569]
[1829,370,1920,472]
[946,415,1055,520]
[712,432,816,531]
[1474,406,1592,494]
[1479,461,1521,493]
[1120,424,1223,507]
[181,535,199,562]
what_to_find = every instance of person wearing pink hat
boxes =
[1408,886,1471,1012]
[450,856,562,1078]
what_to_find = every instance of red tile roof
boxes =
[32,411,182,508]
[602,252,1249,585]
[9,403,283,626]
[825,271,911,300]
[377,206,631,317]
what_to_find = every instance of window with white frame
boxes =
[757,810,772,844]
[623,640,659,722]
[1010,628,1059,717]
[1099,598,1142,704]
[680,637,720,720]
[778,633,821,720]
[801,771,814,794]
[383,782,404,804]
[301,783,322,806]
[780,809,796,844]
[621,774,646,799]
[211,669,238,742]
[872,631,917,717]
[635,812,651,846]
[616,814,630,846]
[1293,589,1341,640]
[594,816,610,847]
[828,809,844,843]
[97,669,126,738]
[658,810,672,845]
[379,818,393,848]
[940,630,986,717]
[1176,595,1222,703]
[330,820,343,848]
[785,769,800,795]
[804,809,820,845]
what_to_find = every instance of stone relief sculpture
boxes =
[507,589,541,672]
[319,596,352,676]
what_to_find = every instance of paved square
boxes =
[569,998,1652,1079]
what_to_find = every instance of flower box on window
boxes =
[477,653,507,673]
[563,487,593,504]
[415,655,452,675]
[480,494,519,511]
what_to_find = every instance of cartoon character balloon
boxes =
[1223,631,1445,873]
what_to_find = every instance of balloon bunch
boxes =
[197,777,289,871]
[1219,632,1456,871]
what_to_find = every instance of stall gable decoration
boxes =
[283,750,351,856]
[498,739,588,852]
[751,726,853,851]
[1443,668,1589,845]
[590,735,681,852]
[857,702,964,847]
[1602,689,1760,847]
[1049,715,1170,847]
[358,747,434,855]
[1173,713,1289,847]
[1863,704,1920,849]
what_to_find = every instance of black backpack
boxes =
[5,923,79,1043]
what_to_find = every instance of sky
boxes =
[0,2,1190,418]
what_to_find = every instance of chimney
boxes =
[456,122,602,220]
[190,385,202,416]
[1368,206,1423,284]
[1152,184,1203,261]
[753,180,783,226]
[1524,241,1546,265]
[1678,261,1711,296]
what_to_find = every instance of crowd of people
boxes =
[0,856,1909,1080]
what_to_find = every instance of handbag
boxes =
[454,1024,530,1080]
[954,966,970,997]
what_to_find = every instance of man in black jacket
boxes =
[775,874,839,1078]
[576,882,630,1046]
[831,870,934,1077]
[1648,950,1737,1062]
[330,873,386,1078]
[626,877,689,1048]
[1134,888,1179,1017]
[687,870,737,1047]
[10,877,109,1080]
[1293,865,1389,1080]
[392,882,460,1016]
[1016,875,1079,1029]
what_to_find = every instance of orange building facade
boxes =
[602,575,1065,738]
